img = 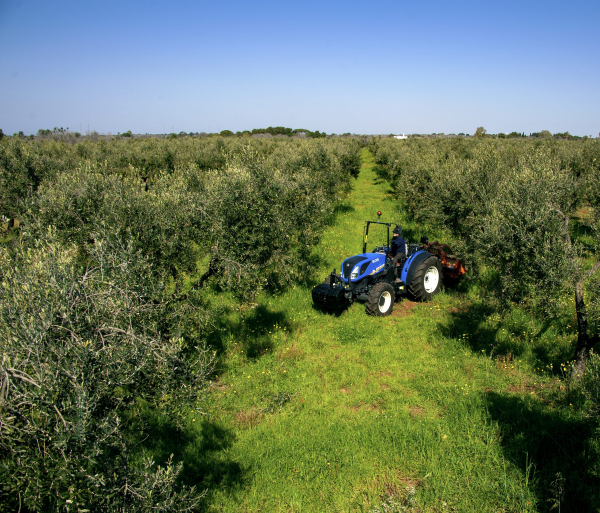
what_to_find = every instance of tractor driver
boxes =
[390,225,406,268]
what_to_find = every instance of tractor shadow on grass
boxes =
[485,391,600,512]
[311,302,349,318]
[136,414,245,511]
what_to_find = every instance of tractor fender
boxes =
[401,250,434,287]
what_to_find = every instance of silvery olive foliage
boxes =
[1,136,362,226]
[370,137,599,317]
[0,227,214,511]
[0,135,361,510]
[22,137,360,298]
[0,137,81,219]
[371,136,600,378]
[35,162,208,278]
[201,140,358,295]
[467,151,581,314]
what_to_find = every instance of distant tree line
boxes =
[474,127,593,140]
[379,128,597,140]
[218,126,327,138]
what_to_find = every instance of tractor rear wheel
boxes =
[408,256,442,302]
[366,282,395,316]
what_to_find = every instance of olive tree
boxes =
[0,228,213,512]
[469,150,580,314]
[474,126,488,138]
[372,137,600,374]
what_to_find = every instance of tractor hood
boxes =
[341,253,386,282]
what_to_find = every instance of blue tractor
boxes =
[312,212,447,316]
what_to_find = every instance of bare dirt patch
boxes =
[391,300,419,319]
[380,384,391,391]
[369,398,386,412]
[208,380,230,393]
[396,473,421,489]
[450,303,471,315]
[356,470,421,507]
[408,405,425,418]
[461,361,474,378]
[234,409,262,428]
[508,384,538,394]
[575,206,592,220]
[277,343,305,362]
[348,404,363,412]
[508,381,559,394]
[340,387,352,394]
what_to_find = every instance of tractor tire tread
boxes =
[366,282,395,317]
[408,256,442,302]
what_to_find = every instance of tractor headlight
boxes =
[350,266,359,280]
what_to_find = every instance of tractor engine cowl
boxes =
[341,253,386,283]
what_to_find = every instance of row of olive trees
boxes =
[0,135,361,221]
[27,137,360,296]
[0,136,361,511]
[369,137,600,374]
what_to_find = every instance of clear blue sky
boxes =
[1,0,598,136]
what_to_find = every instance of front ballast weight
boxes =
[311,211,467,316]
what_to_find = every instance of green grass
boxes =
[148,150,599,512]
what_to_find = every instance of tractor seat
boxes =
[407,244,420,256]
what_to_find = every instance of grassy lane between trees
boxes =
[173,150,598,512]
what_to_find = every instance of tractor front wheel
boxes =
[366,282,395,316]
[408,256,442,302]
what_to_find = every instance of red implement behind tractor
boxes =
[421,240,467,282]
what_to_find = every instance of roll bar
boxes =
[362,212,400,256]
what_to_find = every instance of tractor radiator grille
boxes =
[343,256,367,278]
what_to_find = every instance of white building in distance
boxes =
[394,133,408,139]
